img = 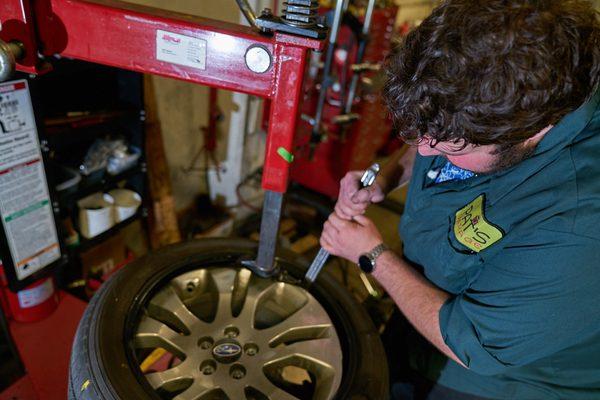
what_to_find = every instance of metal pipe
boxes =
[235,0,259,30]
[310,0,348,145]
[0,41,24,82]
[344,0,376,113]
[362,0,377,35]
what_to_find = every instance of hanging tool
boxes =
[335,0,377,140]
[306,0,349,157]
[304,162,380,284]
[344,0,377,114]
[182,87,223,178]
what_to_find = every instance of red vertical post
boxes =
[261,38,309,193]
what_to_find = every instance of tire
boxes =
[69,239,389,400]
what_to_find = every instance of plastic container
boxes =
[77,193,115,239]
[108,189,142,222]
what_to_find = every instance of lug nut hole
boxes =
[200,359,217,375]
[185,281,196,292]
[224,326,240,338]
[198,336,214,350]
[230,364,246,380]
[244,343,259,356]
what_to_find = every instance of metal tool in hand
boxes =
[304,163,381,284]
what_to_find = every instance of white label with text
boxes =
[156,30,207,70]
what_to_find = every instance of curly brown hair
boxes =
[383,0,600,147]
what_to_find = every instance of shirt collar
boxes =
[535,89,600,155]
[488,90,600,205]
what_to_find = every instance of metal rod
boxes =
[310,0,348,144]
[344,0,376,113]
[243,190,284,276]
[235,0,259,30]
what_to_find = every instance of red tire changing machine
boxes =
[0,0,327,397]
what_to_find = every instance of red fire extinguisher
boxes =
[0,265,60,323]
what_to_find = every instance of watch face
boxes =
[358,255,374,273]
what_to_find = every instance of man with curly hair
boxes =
[320,0,600,398]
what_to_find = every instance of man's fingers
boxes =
[334,203,353,220]
[353,214,373,227]
[352,188,372,203]
[320,236,332,252]
[323,219,339,235]
[371,192,385,203]
[320,231,336,254]
[341,199,367,212]
[340,171,363,196]
[328,212,352,230]
[335,202,365,220]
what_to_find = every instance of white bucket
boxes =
[109,189,142,222]
[78,193,115,239]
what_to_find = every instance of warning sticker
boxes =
[156,29,207,70]
[17,278,55,308]
[0,80,61,280]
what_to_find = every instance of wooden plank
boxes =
[144,76,182,248]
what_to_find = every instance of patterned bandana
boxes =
[434,161,475,183]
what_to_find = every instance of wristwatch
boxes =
[358,243,390,274]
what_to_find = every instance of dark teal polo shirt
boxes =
[399,90,600,399]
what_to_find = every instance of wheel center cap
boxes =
[212,339,242,364]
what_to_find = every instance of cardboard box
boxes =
[80,232,128,278]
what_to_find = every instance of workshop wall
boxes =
[123,0,240,211]
[395,0,438,26]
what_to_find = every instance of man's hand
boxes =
[320,213,383,263]
[335,171,385,220]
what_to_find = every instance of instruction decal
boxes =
[156,29,207,70]
[0,80,61,280]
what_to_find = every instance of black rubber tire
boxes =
[68,239,389,400]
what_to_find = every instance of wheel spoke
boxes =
[231,268,252,317]
[266,338,340,370]
[236,278,278,325]
[212,292,234,326]
[262,296,333,340]
[253,374,301,400]
[269,325,332,348]
[263,342,339,400]
[144,365,192,392]
[134,316,189,359]
[222,384,248,400]
[208,268,238,294]
[172,381,215,400]
[206,269,238,325]
[148,286,204,334]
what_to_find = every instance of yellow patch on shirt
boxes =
[454,195,503,252]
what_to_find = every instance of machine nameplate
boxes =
[156,29,207,70]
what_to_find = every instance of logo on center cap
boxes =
[213,343,242,358]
